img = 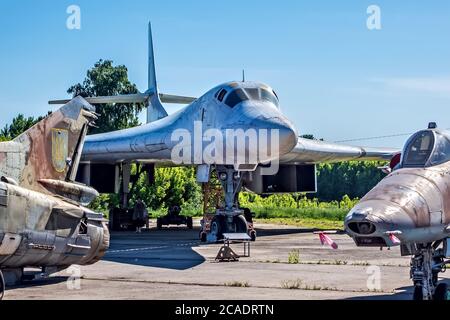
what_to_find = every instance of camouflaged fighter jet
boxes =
[50,23,398,243]
[346,123,450,300]
[0,97,110,298]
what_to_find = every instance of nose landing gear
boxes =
[200,166,257,243]
[411,241,450,300]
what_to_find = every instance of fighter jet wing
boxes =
[279,137,399,164]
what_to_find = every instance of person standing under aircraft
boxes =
[133,199,147,233]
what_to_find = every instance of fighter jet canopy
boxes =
[402,127,450,168]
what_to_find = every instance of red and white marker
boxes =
[318,232,338,250]
[388,233,401,245]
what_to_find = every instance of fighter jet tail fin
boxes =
[6,97,97,190]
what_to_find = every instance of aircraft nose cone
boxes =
[249,117,298,157]
[278,120,298,155]
[345,200,416,246]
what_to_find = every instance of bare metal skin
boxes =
[346,125,450,300]
[0,97,109,290]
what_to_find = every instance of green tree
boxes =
[0,113,47,141]
[130,167,203,216]
[316,161,386,201]
[300,134,315,140]
[300,134,324,141]
[68,59,144,134]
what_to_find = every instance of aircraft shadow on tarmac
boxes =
[102,225,344,271]
[103,228,207,270]
[8,276,69,290]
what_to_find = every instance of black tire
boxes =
[413,286,424,301]
[200,232,207,243]
[434,283,449,301]
[157,218,163,230]
[233,215,248,234]
[243,208,253,223]
[250,231,257,242]
[187,217,193,229]
[211,216,224,241]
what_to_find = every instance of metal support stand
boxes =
[215,233,251,262]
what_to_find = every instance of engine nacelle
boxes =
[243,164,317,194]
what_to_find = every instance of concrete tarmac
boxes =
[5,221,442,300]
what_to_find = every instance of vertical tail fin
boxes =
[0,97,97,192]
[146,22,168,123]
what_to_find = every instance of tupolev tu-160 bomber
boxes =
[1,1,450,313]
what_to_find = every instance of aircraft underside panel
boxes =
[243,164,317,194]
[77,163,118,194]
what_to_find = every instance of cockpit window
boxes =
[403,131,435,167]
[240,88,279,107]
[219,86,280,108]
[224,89,249,108]
[261,89,279,107]
[245,88,260,100]
[272,90,279,100]
[216,89,227,102]
[430,133,450,165]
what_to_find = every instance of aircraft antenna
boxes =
[242,70,245,82]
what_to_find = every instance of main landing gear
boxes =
[200,166,257,243]
[411,241,450,300]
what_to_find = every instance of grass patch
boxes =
[249,206,348,221]
[288,250,300,264]
[225,281,250,288]
[281,279,303,290]
[254,218,344,230]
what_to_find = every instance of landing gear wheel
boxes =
[413,286,424,301]
[211,216,224,241]
[156,218,163,230]
[0,269,5,300]
[187,217,193,230]
[250,231,257,242]
[200,231,207,243]
[243,208,253,223]
[434,283,449,301]
[233,215,248,234]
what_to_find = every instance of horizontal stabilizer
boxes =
[49,93,196,105]
[159,94,196,104]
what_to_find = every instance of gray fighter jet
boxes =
[345,123,450,300]
[0,98,110,299]
[51,24,398,242]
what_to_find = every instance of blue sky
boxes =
[1,0,449,148]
